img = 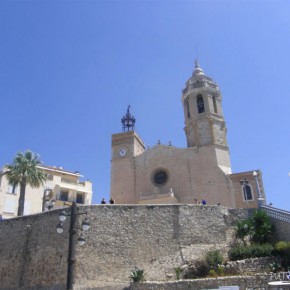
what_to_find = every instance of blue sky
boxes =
[0,0,289,211]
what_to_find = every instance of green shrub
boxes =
[174,267,183,280]
[233,210,274,246]
[235,219,252,245]
[275,241,290,253]
[216,265,225,276]
[228,246,248,261]
[189,260,210,278]
[229,243,275,261]
[250,210,273,244]
[195,260,210,278]
[269,262,281,273]
[206,250,223,268]
[275,241,290,269]
[208,269,218,277]
[129,268,146,283]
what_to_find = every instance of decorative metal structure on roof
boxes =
[121,105,136,132]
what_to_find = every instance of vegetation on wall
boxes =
[174,267,183,280]
[250,210,274,244]
[275,241,290,269]
[235,219,252,246]
[230,209,290,270]
[230,210,276,261]
[206,250,224,268]
[228,243,275,260]
[181,210,290,280]
[234,210,274,246]
[129,268,146,283]
[183,250,224,279]
[183,259,210,279]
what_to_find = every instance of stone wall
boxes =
[0,210,67,290]
[0,204,284,290]
[270,218,290,242]
[128,274,288,290]
[261,205,290,242]
[225,257,281,274]
[72,204,240,288]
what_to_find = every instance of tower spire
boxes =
[121,105,136,132]
[193,59,204,76]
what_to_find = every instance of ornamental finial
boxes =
[121,105,136,132]
[193,59,204,76]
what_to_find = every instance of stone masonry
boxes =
[0,210,67,289]
[129,274,288,290]
[0,204,288,289]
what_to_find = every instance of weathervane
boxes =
[121,105,136,132]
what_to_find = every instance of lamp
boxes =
[56,202,90,290]
[253,170,265,208]
[77,234,85,246]
[82,218,90,231]
[56,222,64,234]
[59,210,67,222]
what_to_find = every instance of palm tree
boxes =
[5,151,46,216]
[250,209,273,244]
[235,219,252,246]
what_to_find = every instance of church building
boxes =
[110,61,266,209]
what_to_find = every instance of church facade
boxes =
[110,62,266,208]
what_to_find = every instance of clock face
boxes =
[119,148,127,157]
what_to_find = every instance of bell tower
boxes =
[110,106,145,203]
[182,61,228,148]
[182,61,231,172]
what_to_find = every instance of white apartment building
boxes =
[0,165,93,219]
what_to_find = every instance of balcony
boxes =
[61,177,78,184]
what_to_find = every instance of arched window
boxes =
[212,96,218,113]
[243,185,253,201]
[197,94,205,113]
[186,98,190,118]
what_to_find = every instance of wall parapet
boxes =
[128,274,288,290]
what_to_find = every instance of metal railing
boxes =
[262,205,290,223]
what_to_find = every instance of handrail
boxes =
[261,205,290,223]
